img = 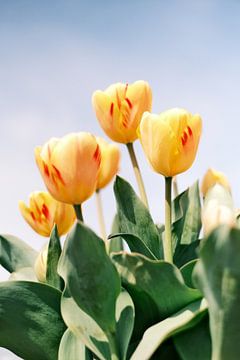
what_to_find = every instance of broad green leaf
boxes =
[46,225,63,290]
[173,182,201,246]
[8,266,37,281]
[194,226,240,360]
[131,298,208,360]
[108,214,124,253]
[112,252,202,342]
[173,315,211,360]
[114,176,162,259]
[173,240,200,268]
[0,281,66,360]
[0,234,37,272]
[180,259,198,288]
[58,329,93,360]
[58,221,121,334]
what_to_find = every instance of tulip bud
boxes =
[96,137,120,190]
[35,132,101,204]
[19,191,76,237]
[92,81,152,144]
[201,168,231,197]
[34,244,48,282]
[138,108,202,177]
[202,184,236,236]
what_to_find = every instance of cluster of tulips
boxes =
[1,80,239,360]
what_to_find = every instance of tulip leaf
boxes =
[46,225,63,290]
[180,259,198,288]
[58,329,93,360]
[0,281,66,360]
[8,266,38,282]
[173,240,200,268]
[194,226,240,360]
[58,221,121,337]
[172,182,201,246]
[112,252,202,343]
[0,234,37,273]
[131,298,207,360]
[108,214,124,253]
[114,176,162,259]
[173,315,211,360]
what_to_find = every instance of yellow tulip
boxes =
[34,244,48,282]
[139,108,202,177]
[201,168,231,197]
[92,80,152,143]
[35,132,101,204]
[96,137,120,190]
[19,191,76,237]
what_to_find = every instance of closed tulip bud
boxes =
[19,191,76,237]
[35,132,101,204]
[201,168,231,197]
[92,80,152,144]
[139,108,202,177]
[202,184,236,236]
[96,137,120,190]
[34,244,48,282]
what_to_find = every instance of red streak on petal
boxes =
[44,163,50,177]
[187,126,193,136]
[93,144,101,166]
[31,211,36,221]
[52,165,65,185]
[110,102,114,116]
[181,131,188,146]
[125,97,132,109]
[42,204,50,220]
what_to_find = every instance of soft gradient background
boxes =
[1,0,240,358]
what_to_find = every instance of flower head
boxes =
[201,168,231,197]
[35,132,101,204]
[19,191,76,236]
[139,108,202,177]
[92,81,152,143]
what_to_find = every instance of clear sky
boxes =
[1,0,240,358]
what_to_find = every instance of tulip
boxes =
[92,80,152,144]
[139,108,202,177]
[19,191,76,237]
[202,184,236,236]
[35,132,101,206]
[96,137,120,190]
[34,244,48,282]
[201,168,231,197]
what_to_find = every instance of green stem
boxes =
[126,142,149,208]
[73,204,84,222]
[107,332,119,360]
[173,176,179,198]
[164,177,173,263]
[96,189,107,241]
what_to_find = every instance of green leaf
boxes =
[180,259,198,288]
[131,298,208,360]
[108,214,124,253]
[58,222,121,334]
[194,226,240,360]
[0,234,37,272]
[8,266,37,281]
[174,240,200,268]
[112,252,202,342]
[58,329,93,360]
[0,281,66,360]
[46,225,63,290]
[114,176,162,259]
[173,182,201,246]
[173,315,211,360]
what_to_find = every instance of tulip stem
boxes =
[126,142,149,208]
[173,176,179,198]
[164,177,173,263]
[96,189,107,241]
[74,204,84,222]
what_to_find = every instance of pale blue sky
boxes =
[1,0,240,358]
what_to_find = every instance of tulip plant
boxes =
[0,81,239,360]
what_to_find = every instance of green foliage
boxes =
[46,225,63,290]
[194,226,240,360]
[58,329,93,360]
[108,214,124,253]
[0,281,66,360]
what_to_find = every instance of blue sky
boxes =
[1,1,240,357]
[1,0,240,268]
